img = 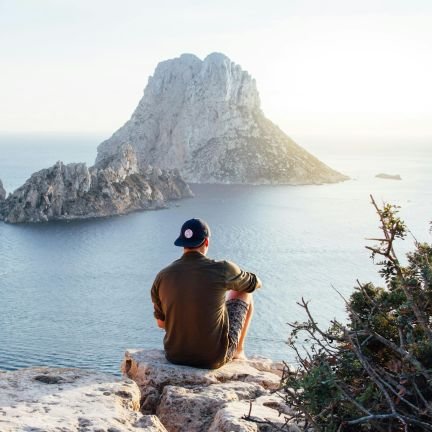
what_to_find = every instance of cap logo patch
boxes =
[184,229,193,239]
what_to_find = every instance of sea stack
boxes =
[0,144,192,224]
[96,53,348,185]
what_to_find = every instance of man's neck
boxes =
[183,248,207,256]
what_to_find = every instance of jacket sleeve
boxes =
[224,261,262,293]
[151,274,165,321]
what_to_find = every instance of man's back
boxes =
[151,251,259,369]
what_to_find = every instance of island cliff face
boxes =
[0,144,192,224]
[0,179,6,201]
[96,53,348,185]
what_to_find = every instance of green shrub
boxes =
[283,197,432,431]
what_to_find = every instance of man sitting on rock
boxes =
[151,218,261,369]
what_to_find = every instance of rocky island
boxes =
[97,52,348,185]
[0,53,348,224]
[0,144,192,224]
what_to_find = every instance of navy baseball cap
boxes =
[174,218,211,248]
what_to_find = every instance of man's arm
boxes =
[151,275,166,329]
[225,261,262,293]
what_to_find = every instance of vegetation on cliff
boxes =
[282,196,432,431]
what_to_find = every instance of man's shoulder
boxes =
[199,257,243,274]
[156,257,183,276]
[221,259,241,273]
[156,255,215,273]
[156,255,240,277]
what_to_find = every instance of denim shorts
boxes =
[225,298,249,362]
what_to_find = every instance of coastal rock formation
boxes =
[0,367,167,432]
[0,179,6,200]
[375,173,402,180]
[97,53,348,185]
[122,349,300,432]
[0,144,192,223]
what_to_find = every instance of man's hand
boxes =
[156,319,166,329]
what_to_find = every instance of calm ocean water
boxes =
[0,133,431,374]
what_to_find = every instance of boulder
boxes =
[0,367,167,432]
[122,349,282,413]
[122,349,298,432]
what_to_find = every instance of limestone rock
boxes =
[0,144,192,223]
[246,355,288,376]
[0,367,167,432]
[122,349,282,414]
[122,349,299,432]
[254,393,296,416]
[209,400,301,432]
[0,179,5,200]
[157,382,265,432]
[97,52,348,185]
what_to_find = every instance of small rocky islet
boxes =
[375,173,402,180]
[0,52,348,224]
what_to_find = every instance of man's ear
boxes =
[204,237,209,247]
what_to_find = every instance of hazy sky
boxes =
[1,0,432,138]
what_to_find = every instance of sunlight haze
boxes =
[1,0,431,139]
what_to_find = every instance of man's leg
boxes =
[226,290,254,360]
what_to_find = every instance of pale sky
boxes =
[1,0,432,138]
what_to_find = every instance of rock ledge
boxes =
[122,348,300,432]
[0,351,300,431]
[0,366,166,432]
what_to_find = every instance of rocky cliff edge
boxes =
[0,350,300,432]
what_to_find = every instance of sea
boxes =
[0,133,431,375]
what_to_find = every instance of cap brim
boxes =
[174,237,205,248]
